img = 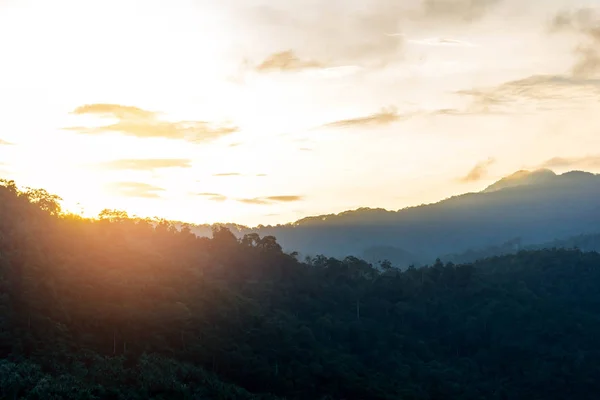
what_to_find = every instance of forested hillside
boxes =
[3,178,600,399]
[188,169,600,266]
[444,233,600,265]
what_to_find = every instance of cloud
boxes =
[67,103,238,143]
[0,139,13,145]
[304,65,364,78]
[238,198,270,205]
[241,2,405,68]
[213,172,242,177]
[238,195,303,205]
[106,182,165,198]
[321,106,406,129]
[193,192,228,202]
[239,0,498,70]
[460,158,495,182]
[99,158,192,170]
[255,50,324,72]
[457,75,600,112]
[550,8,600,78]
[406,37,477,47]
[265,196,303,202]
[540,155,600,170]
[422,0,501,22]
[73,104,155,120]
[430,108,478,116]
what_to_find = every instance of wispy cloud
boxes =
[255,50,324,72]
[241,0,497,70]
[321,106,405,129]
[460,158,495,182]
[66,103,238,143]
[264,196,303,202]
[238,198,270,205]
[406,37,478,47]
[457,75,600,112]
[193,192,228,202]
[242,3,405,68]
[0,139,13,145]
[98,158,192,171]
[550,8,600,78]
[430,108,479,116]
[238,195,303,205]
[303,65,364,78]
[213,172,242,177]
[422,0,501,22]
[106,182,166,198]
[74,104,155,120]
[540,155,600,170]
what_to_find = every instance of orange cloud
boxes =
[99,158,192,170]
[193,192,228,202]
[256,50,324,72]
[106,182,165,198]
[238,195,303,205]
[73,104,155,120]
[67,103,238,143]
[460,158,495,182]
[238,198,270,205]
[322,106,404,128]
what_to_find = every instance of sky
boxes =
[1,0,600,226]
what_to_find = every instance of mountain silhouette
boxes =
[482,168,557,193]
[190,169,600,266]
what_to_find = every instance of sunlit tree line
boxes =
[2,179,600,399]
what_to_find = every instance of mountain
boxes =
[190,169,600,266]
[482,168,557,193]
[444,232,600,265]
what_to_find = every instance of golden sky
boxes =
[1,0,600,226]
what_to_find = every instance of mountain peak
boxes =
[483,169,557,193]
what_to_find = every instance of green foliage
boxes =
[3,179,600,399]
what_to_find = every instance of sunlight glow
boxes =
[1,0,599,225]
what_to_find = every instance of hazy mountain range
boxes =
[189,169,600,267]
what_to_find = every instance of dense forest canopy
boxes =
[3,178,600,399]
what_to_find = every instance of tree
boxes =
[98,209,129,222]
[23,187,62,215]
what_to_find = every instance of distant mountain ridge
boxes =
[483,168,597,193]
[482,168,557,193]
[189,169,600,266]
[444,232,600,265]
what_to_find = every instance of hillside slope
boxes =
[4,179,600,399]
[190,169,600,266]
